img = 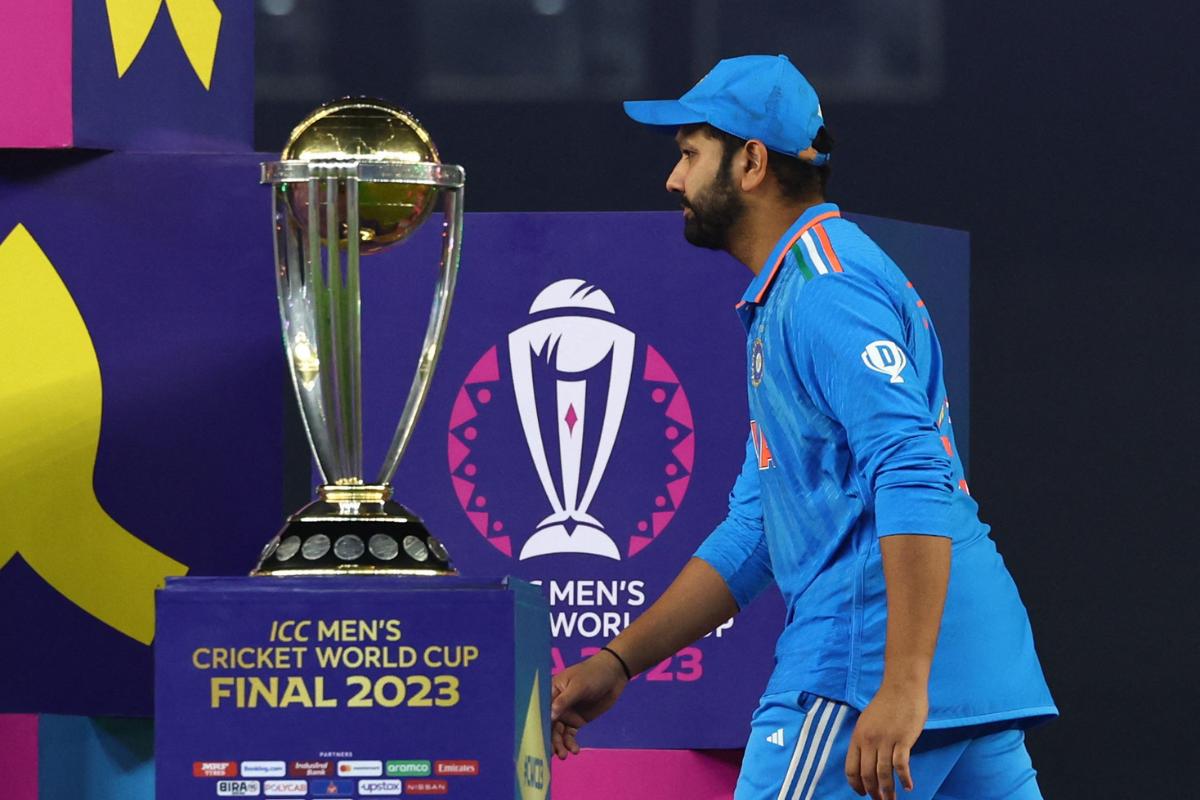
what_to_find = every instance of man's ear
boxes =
[741,140,770,192]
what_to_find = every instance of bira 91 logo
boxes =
[449,279,695,561]
[216,780,261,797]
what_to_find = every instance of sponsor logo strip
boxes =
[406,778,450,795]
[193,761,238,778]
[434,759,480,776]
[359,778,405,795]
[337,758,383,776]
[289,759,332,777]
[387,759,431,777]
[307,778,354,796]
[216,779,261,797]
[240,761,286,778]
[262,779,307,796]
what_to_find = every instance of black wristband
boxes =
[600,646,632,681]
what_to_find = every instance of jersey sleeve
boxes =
[693,433,775,609]
[788,274,955,538]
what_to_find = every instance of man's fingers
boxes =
[565,725,580,755]
[860,743,880,800]
[845,739,866,796]
[557,709,587,729]
[875,744,895,800]
[551,721,569,760]
[893,742,914,792]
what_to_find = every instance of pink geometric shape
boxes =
[467,511,489,536]
[0,714,38,800]
[643,345,679,384]
[655,496,666,508]
[666,463,678,476]
[551,748,742,800]
[477,388,493,403]
[474,495,487,508]
[628,536,654,558]
[667,476,691,509]
[451,476,475,509]
[637,520,648,532]
[447,433,470,472]
[665,388,694,428]
[0,0,73,148]
[652,511,675,536]
[465,346,501,384]
[449,388,478,429]
[672,434,695,472]
[465,464,478,477]
[491,536,513,557]
[492,521,504,532]
[651,388,667,403]
[464,427,478,441]
[565,403,579,434]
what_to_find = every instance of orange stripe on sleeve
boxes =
[813,223,843,273]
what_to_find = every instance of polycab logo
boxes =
[406,778,449,795]
[289,759,332,777]
[193,761,237,778]
[434,759,479,776]
[262,779,306,796]
[337,759,383,776]
[358,778,404,795]
[387,759,431,777]
[449,279,695,562]
[239,761,286,777]
[215,780,261,796]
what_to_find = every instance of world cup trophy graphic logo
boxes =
[508,280,635,560]
[449,278,696,562]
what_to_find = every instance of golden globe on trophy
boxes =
[252,98,464,576]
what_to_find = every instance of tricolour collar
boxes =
[736,203,841,308]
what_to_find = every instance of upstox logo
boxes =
[387,759,431,777]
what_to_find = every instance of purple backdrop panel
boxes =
[72,0,252,151]
[0,151,282,715]
[0,0,73,148]
[156,577,550,800]
[356,210,970,749]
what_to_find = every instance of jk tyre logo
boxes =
[449,279,696,561]
[861,340,908,383]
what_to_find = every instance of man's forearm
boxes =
[606,557,740,676]
[879,534,951,689]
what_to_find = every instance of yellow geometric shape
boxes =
[106,0,223,90]
[517,671,549,800]
[0,224,188,645]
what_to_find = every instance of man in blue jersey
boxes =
[549,55,1056,800]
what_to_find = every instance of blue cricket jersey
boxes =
[695,203,1057,729]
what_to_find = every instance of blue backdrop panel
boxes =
[155,576,550,800]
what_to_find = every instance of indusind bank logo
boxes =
[448,279,695,561]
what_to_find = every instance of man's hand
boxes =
[549,650,629,759]
[845,681,928,800]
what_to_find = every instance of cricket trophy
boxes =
[253,98,464,575]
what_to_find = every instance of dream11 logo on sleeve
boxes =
[447,279,695,561]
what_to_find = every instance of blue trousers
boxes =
[735,692,1043,800]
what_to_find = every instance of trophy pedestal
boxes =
[252,488,456,576]
[155,576,551,799]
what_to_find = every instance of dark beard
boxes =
[682,163,745,251]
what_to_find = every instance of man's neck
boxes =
[730,197,824,275]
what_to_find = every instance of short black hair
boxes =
[682,123,834,200]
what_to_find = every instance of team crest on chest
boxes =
[750,338,765,387]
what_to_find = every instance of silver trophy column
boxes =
[253,99,464,576]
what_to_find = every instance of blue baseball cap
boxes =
[624,54,828,165]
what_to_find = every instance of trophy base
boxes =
[251,486,456,576]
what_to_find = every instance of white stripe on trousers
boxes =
[787,700,837,798]
[796,704,850,800]
[775,698,826,800]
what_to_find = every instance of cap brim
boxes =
[622,99,705,128]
